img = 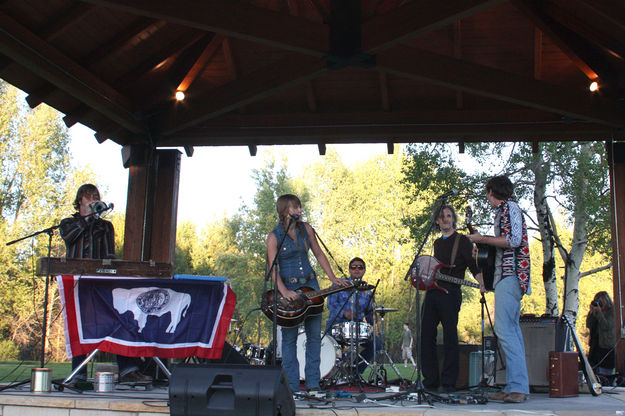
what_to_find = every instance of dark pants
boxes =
[72,354,143,380]
[420,288,462,388]
[358,335,383,374]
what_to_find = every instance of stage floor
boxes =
[2,383,625,416]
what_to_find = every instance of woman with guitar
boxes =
[266,194,349,393]
[466,175,531,404]
[420,204,484,393]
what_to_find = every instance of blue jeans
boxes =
[494,276,529,394]
[281,314,322,391]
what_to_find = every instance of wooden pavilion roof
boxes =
[1,0,624,151]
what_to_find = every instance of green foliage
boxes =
[0,340,19,360]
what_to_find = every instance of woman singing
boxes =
[266,194,348,392]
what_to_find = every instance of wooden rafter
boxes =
[83,18,162,67]
[39,3,95,41]
[157,55,328,137]
[376,46,625,127]
[177,34,224,92]
[0,11,145,134]
[362,0,507,53]
[78,0,328,57]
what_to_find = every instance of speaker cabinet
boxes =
[495,316,565,387]
[169,364,295,416]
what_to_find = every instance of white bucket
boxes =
[31,368,51,393]
[95,371,115,392]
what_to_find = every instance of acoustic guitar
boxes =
[465,206,496,291]
[260,281,369,328]
[409,255,481,293]
[561,314,602,396]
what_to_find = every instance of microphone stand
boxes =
[263,216,297,367]
[402,196,449,405]
[6,223,60,370]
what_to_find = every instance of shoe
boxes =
[488,391,508,401]
[119,370,152,384]
[504,392,527,403]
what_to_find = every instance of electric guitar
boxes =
[409,255,481,293]
[260,281,370,328]
[465,206,496,291]
[561,314,602,396]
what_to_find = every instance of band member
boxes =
[59,184,152,385]
[326,257,382,375]
[401,322,416,367]
[586,291,615,376]
[467,175,531,403]
[266,194,348,392]
[421,205,483,393]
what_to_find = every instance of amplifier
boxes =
[495,316,567,387]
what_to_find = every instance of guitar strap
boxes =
[311,226,348,278]
[449,233,461,268]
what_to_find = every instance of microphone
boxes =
[437,189,458,199]
[289,214,300,221]
[92,201,114,218]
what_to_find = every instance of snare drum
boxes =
[331,322,372,343]
[244,344,266,365]
[296,331,341,380]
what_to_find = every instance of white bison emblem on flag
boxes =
[112,287,191,333]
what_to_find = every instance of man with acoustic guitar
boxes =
[421,204,484,393]
[467,175,531,403]
[266,194,349,393]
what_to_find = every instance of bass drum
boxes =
[296,331,341,381]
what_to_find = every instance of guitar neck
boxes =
[303,282,355,299]
[436,271,480,288]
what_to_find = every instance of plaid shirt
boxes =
[325,278,374,331]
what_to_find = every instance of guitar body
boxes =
[475,243,496,290]
[465,206,496,290]
[409,255,480,293]
[410,255,448,293]
[261,286,324,327]
[561,314,602,396]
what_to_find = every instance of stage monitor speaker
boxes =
[169,364,294,416]
[495,316,565,387]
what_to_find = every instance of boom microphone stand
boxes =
[263,215,298,367]
[402,194,450,404]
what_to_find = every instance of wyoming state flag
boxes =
[57,275,236,359]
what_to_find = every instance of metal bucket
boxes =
[95,371,115,392]
[31,368,51,393]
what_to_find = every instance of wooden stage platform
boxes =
[2,382,625,416]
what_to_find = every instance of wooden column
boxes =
[608,141,625,373]
[122,146,181,265]
[150,149,181,265]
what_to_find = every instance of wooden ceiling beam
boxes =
[546,0,625,61]
[79,0,328,57]
[376,46,625,127]
[511,0,599,80]
[0,11,145,134]
[157,55,328,137]
[83,17,161,67]
[39,3,95,41]
[363,0,507,53]
[177,34,224,92]
[161,121,616,146]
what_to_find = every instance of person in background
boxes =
[401,322,416,368]
[586,291,615,378]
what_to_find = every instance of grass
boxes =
[0,361,85,384]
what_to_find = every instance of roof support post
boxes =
[608,140,625,374]
[123,146,181,265]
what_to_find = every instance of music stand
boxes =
[402,195,450,404]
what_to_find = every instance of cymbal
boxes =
[375,307,399,313]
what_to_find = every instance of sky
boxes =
[68,124,403,227]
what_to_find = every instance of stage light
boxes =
[175,90,185,101]
[589,81,599,92]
